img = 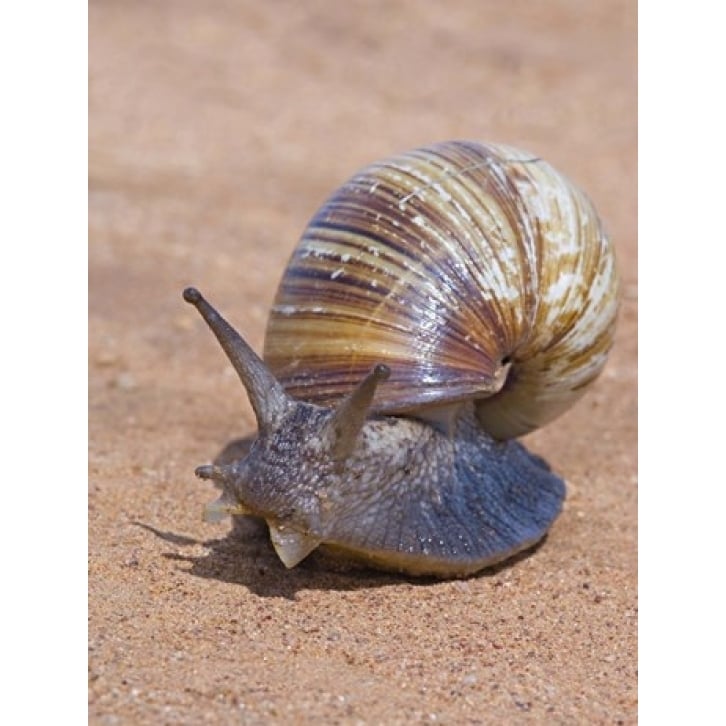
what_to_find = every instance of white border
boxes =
[640,0,725,722]
[1,2,87,721]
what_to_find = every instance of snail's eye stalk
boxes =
[183,287,290,432]
[327,364,390,460]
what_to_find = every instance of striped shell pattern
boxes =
[263,141,618,439]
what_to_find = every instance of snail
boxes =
[183,140,618,578]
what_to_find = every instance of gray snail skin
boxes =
[183,141,618,578]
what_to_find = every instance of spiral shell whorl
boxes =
[263,141,618,439]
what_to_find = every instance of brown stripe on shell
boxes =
[263,141,618,438]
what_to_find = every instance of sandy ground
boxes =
[89,1,637,723]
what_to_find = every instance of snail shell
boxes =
[183,140,618,578]
[264,141,618,438]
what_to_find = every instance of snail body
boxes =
[184,141,618,578]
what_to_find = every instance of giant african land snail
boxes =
[183,141,618,577]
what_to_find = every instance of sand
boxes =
[89,1,637,722]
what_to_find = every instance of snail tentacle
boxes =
[183,287,290,432]
[194,464,227,482]
[328,363,390,460]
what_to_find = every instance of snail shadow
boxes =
[136,519,401,599]
[134,518,548,600]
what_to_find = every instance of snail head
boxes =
[182,287,391,567]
